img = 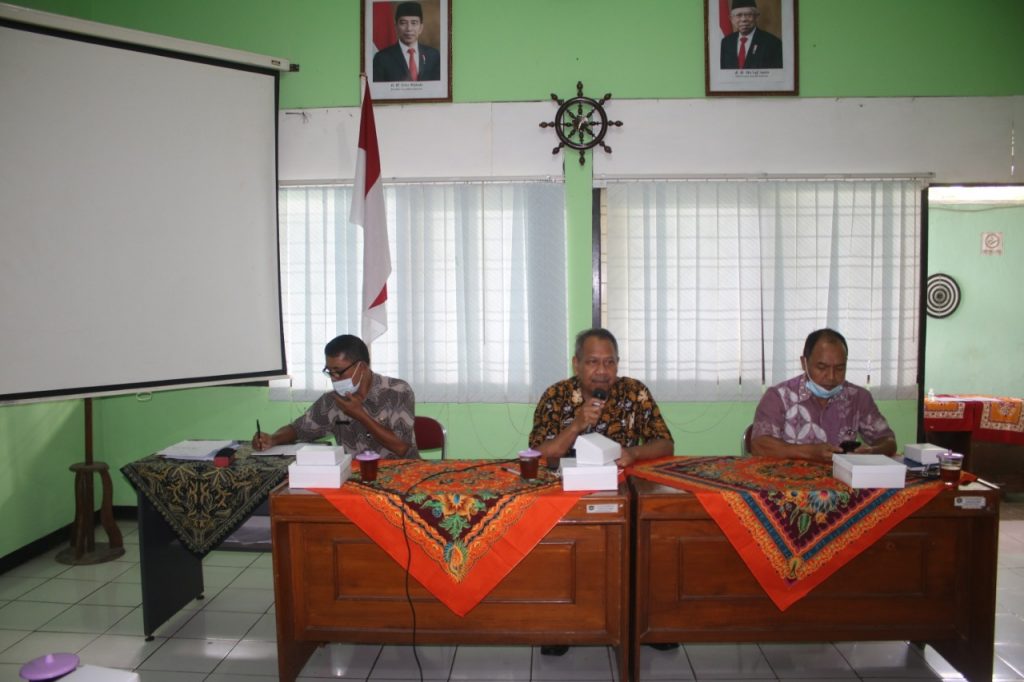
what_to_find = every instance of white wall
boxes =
[280,96,1023,184]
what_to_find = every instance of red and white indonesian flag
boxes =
[350,80,391,345]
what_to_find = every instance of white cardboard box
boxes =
[62,666,140,682]
[574,432,621,466]
[295,444,346,466]
[288,458,352,489]
[832,453,907,489]
[903,443,946,466]
[560,458,618,491]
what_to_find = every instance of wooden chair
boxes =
[414,416,447,460]
[741,424,753,456]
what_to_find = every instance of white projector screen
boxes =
[0,20,286,402]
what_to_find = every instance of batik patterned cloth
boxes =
[121,450,292,555]
[528,375,672,450]
[925,394,1024,444]
[314,459,586,616]
[630,456,943,610]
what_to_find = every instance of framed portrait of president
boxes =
[362,0,452,103]
[705,0,798,96]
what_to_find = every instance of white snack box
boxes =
[903,443,946,466]
[832,453,907,489]
[63,666,140,681]
[560,458,618,491]
[574,432,622,466]
[288,457,352,489]
[295,444,346,466]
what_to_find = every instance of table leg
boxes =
[137,492,204,639]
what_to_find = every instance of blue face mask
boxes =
[806,376,843,400]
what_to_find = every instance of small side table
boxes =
[55,460,124,565]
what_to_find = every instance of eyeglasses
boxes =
[322,362,357,380]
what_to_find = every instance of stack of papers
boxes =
[157,440,234,461]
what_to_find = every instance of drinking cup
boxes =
[355,452,381,482]
[518,449,541,480]
[938,451,964,486]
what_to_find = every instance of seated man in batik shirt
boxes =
[529,327,674,469]
[751,328,896,463]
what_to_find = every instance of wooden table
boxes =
[271,485,630,682]
[925,394,1024,493]
[632,477,1000,682]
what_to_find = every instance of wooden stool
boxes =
[55,461,125,565]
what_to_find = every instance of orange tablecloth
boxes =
[925,394,1024,445]
[312,459,585,616]
[630,456,943,611]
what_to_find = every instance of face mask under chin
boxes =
[806,376,843,400]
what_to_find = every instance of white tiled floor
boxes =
[1,501,1023,681]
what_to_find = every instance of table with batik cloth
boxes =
[630,455,1000,682]
[121,451,293,638]
[271,459,631,682]
[925,393,1024,492]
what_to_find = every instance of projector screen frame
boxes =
[0,15,289,404]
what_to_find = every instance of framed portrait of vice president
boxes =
[362,0,452,103]
[705,0,797,96]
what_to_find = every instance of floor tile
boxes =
[833,640,939,678]
[636,643,695,680]
[212,638,278,676]
[685,643,775,679]
[449,645,533,680]
[103,604,194,638]
[56,560,136,583]
[174,609,261,640]
[203,550,260,568]
[79,580,142,607]
[0,628,30,654]
[37,603,133,633]
[298,642,381,678]
[996,642,1024,678]
[228,566,274,589]
[0,630,98,663]
[997,613,1024,646]
[0,575,47,600]
[20,578,105,604]
[0,600,70,630]
[532,645,615,680]
[135,637,235,674]
[243,612,278,641]
[202,586,275,614]
[369,644,456,680]
[2,556,71,580]
[759,642,856,678]
[76,633,166,669]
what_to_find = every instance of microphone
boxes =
[593,389,608,401]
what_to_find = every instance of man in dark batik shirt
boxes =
[529,328,674,469]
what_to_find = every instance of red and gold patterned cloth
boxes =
[630,456,943,611]
[313,459,585,616]
[925,394,1024,445]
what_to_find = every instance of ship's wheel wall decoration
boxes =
[540,81,623,166]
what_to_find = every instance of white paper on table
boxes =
[157,439,233,460]
[249,443,302,457]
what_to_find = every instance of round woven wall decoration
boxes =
[926,273,961,318]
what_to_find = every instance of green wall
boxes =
[926,205,1024,396]
[2,0,1021,558]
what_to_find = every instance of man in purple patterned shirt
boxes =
[750,328,896,463]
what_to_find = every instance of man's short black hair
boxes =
[575,328,619,359]
[395,1,423,21]
[802,328,848,360]
[324,334,370,364]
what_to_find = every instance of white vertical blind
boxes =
[276,182,567,403]
[604,179,921,401]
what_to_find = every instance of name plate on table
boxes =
[832,453,907,489]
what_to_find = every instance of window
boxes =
[276,181,567,403]
[602,179,921,401]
